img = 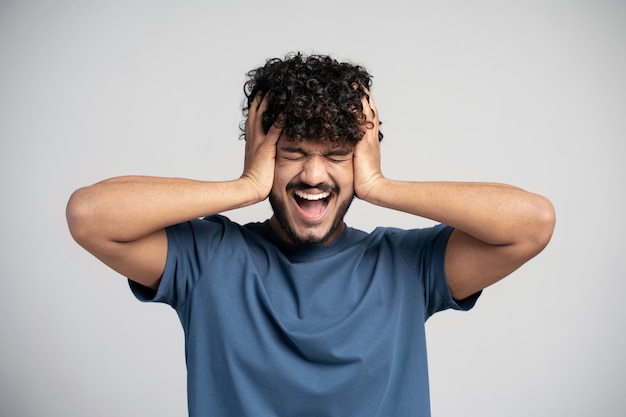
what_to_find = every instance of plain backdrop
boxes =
[1,1,624,416]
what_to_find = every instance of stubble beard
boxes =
[269,189,355,246]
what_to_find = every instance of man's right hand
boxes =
[241,92,283,202]
[67,94,283,290]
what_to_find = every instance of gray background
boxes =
[1,1,624,416]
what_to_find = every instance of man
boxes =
[66,53,555,416]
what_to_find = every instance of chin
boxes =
[291,225,342,246]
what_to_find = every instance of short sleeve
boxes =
[128,216,231,310]
[425,224,481,317]
[392,224,481,319]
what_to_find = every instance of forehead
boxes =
[277,134,354,153]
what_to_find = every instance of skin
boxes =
[66,89,556,300]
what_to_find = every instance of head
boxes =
[242,53,383,246]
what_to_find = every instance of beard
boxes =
[269,186,354,246]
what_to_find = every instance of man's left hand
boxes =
[353,88,384,201]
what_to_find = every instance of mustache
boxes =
[286,181,338,194]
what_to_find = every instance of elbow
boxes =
[529,195,556,254]
[66,187,95,247]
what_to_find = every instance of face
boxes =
[269,134,355,246]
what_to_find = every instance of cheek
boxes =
[272,164,297,191]
[333,165,354,190]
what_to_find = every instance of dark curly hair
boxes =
[241,53,382,147]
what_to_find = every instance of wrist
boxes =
[237,175,272,205]
[355,174,386,203]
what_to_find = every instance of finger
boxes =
[256,91,268,111]
[246,92,267,138]
[359,95,373,122]
[248,92,264,118]
[253,93,270,136]
[266,114,284,145]
[360,86,378,120]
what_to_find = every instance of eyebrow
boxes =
[325,148,353,156]
[279,145,306,153]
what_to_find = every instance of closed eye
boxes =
[278,146,305,161]
[279,153,307,161]
[277,146,352,163]
[325,155,351,163]
[324,151,353,163]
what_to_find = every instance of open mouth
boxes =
[293,189,331,221]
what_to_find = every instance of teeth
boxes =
[294,190,330,200]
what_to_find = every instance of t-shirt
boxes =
[130,215,480,417]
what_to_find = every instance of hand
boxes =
[241,93,283,201]
[353,88,384,201]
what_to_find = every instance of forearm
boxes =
[363,179,555,247]
[66,175,262,244]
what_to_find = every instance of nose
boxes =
[300,154,329,186]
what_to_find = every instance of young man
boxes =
[66,53,555,416]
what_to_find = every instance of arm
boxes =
[353,91,556,301]
[66,94,281,290]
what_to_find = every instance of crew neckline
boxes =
[259,219,357,260]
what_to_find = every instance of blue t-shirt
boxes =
[130,215,479,417]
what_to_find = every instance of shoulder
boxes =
[164,215,267,259]
[370,223,453,248]
[170,215,260,241]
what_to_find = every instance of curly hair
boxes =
[241,53,382,147]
